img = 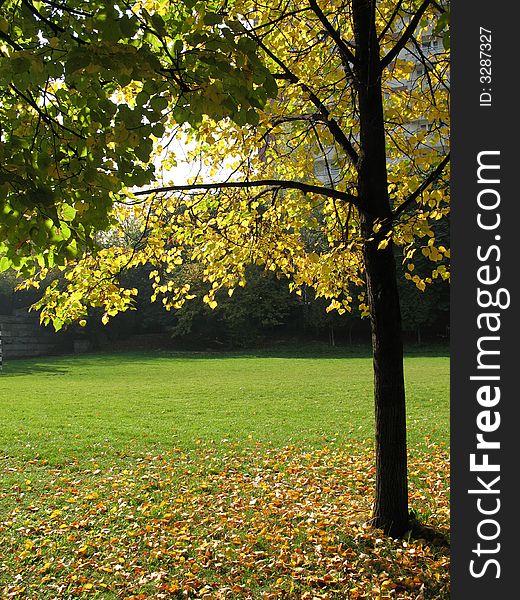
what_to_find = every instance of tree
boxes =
[4,1,450,536]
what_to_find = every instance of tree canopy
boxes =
[0,0,277,277]
[2,0,450,331]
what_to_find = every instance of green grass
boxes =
[0,349,450,599]
[0,349,449,465]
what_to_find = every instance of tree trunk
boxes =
[363,240,408,536]
[329,322,335,347]
[352,0,409,536]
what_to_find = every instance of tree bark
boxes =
[352,0,409,536]
[329,322,336,347]
[363,238,409,536]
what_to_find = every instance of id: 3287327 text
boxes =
[480,27,492,107]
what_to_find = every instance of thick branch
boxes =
[309,0,358,66]
[380,0,434,70]
[392,153,450,219]
[132,179,359,206]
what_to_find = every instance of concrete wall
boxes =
[0,311,70,359]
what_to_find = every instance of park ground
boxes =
[0,347,449,599]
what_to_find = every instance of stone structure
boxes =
[0,310,71,359]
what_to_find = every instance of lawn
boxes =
[0,349,450,599]
[0,349,448,462]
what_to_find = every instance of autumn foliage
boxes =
[1,442,449,599]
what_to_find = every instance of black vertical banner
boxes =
[452,1,518,598]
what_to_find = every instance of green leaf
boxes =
[263,74,278,98]
[59,222,71,240]
[0,256,10,272]
[65,51,90,75]
[119,16,139,39]
[99,17,122,42]
[233,109,248,126]
[61,204,77,222]
[203,12,222,26]
[11,57,31,74]
[150,96,168,113]
[151,13,167,36]
[118,105,142,129]
[135,139,153,163]
[434,12,450,35]
[152,122,165,137]
[237,37,257,55]
[136,91,149,107]
[226,19,245,34]
[245,109,259,126]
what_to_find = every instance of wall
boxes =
[0,310,71,359]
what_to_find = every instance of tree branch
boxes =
[392,153,450,219]
[21,0,65,36]
[10,84,87,140]
[131,179,359,206]
[378,0,404,41]
[309,0,358,66]
[271,114,323,126]
[249,34,359,166]
[40,0,93,17]
[0,29,23,50]
[380,0,434,70]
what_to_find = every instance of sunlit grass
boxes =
[0,349,448,465]
[0,349,449,599]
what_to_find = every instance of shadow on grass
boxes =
[136,343,446,359]
[0,361,70,377]
[0,342,449,373]
[409,517,451,549]
[336,526,450,599]
[55,342,449,361]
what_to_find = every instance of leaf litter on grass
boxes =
[0,441,449,599]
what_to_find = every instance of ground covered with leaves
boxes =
[0,441,449,599]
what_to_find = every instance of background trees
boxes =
[1,1,449,535]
